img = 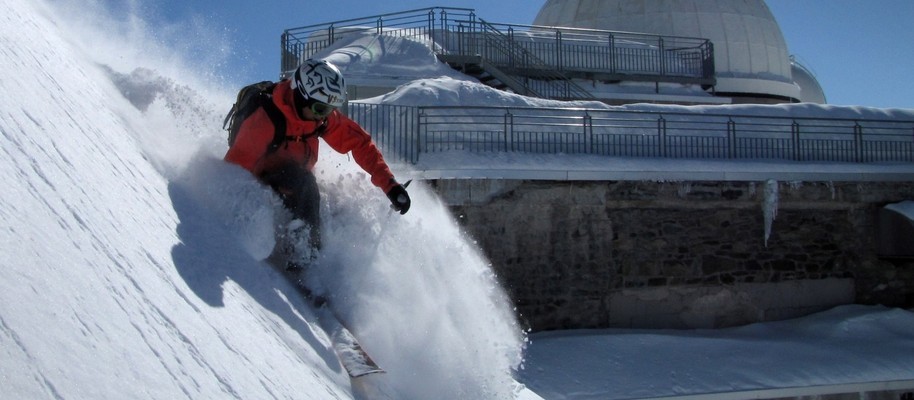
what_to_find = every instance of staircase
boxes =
[438,55,535,96]
[435,17,595,101]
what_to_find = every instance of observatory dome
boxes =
[790,58,826,104]
[534,0,803,103]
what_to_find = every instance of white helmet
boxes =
[291,59,346,108]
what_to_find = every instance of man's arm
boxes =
[322,113,398,193]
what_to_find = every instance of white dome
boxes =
[534,0,801,102]
[790,58,826,104]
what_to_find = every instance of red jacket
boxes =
[224,80,397,193]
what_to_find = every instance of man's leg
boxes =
[260,165,322,268]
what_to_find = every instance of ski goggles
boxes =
[307,100,336,118]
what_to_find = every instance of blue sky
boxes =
[111,0,913,109]
[766,0,914,109]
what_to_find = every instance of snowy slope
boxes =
[0,0,352,398]
[0,1,528,399]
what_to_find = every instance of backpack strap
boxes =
[257,89,328,153]
[284,119,327,144]
[257,92,288,154]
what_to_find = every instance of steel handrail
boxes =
[281,7,477,77]
[280,7,715,88]
[347,103,914,165]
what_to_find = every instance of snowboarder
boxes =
[224,59,411,269]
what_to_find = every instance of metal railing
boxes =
[281,8,715,90]
[442,18,595,100]
[347,103,914,166]
[471,22,715,85]
[281,7,476,77]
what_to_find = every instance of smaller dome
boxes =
[790,58,826,104]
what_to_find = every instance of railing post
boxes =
[556,30,565,98]
[280,32,289,75]
[791,120,801,161]
[704,40,715,80]
[507,26,516,68]
[468,11,477,56]
[479,22,485,57]
[658,37,666,77]
[727,118,736,158]
[456,23,466,56]
[584,112,593,154]
[505,110,514,152]
[439,9,446,28]
[415,108,425,164]
[608,33,616,75]
[854,122,864,162]
[428,9,436,48]
[658,115,667,157]
[556,30,563,72]
[328,24,335,46]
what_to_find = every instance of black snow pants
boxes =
[259,163,322,252]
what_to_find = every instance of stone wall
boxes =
[432,179,914,331]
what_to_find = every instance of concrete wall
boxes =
[432,179,914,331]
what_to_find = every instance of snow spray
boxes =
[311,154,527,399]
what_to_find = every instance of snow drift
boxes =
[522,305,914,400]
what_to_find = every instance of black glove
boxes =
[386,184,411,215]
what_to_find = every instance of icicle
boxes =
[762,179,779,247]
[678,182,692,197]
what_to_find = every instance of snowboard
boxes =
[268,256,384,378]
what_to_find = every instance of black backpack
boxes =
[222,81,326,153]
